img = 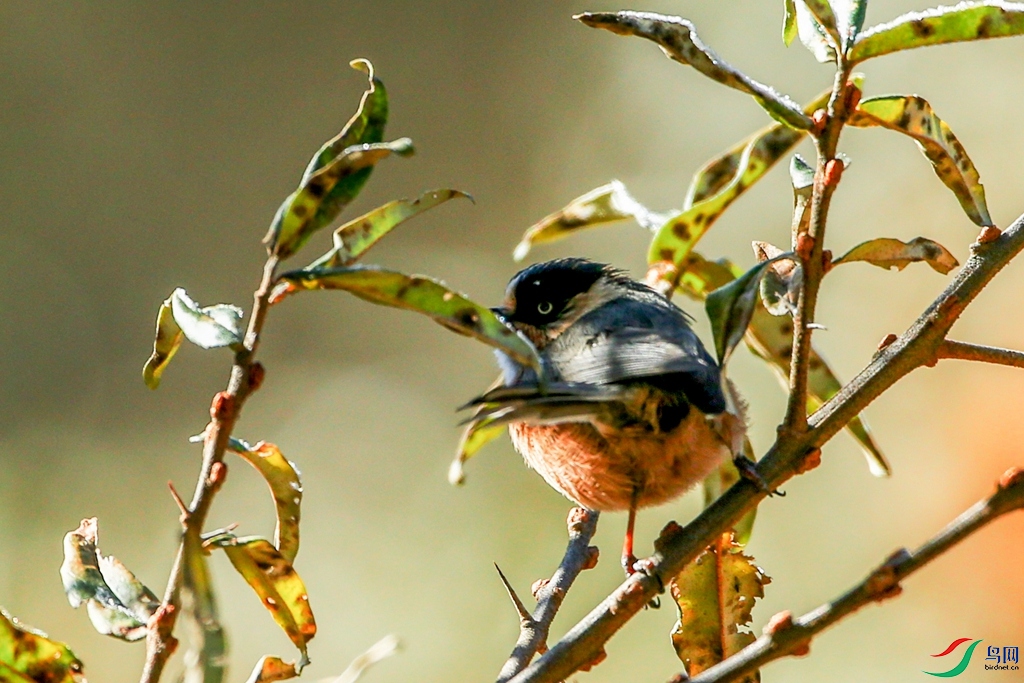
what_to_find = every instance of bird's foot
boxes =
[733,455,785,497]
[623,556,663,609]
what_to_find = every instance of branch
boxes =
[140,254,280,683]
[687,466,1024,683]
[507,211,1024,683]
[937,339,1024,369]
[496,508,600,683]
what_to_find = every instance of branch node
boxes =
[794,447,822,475]
[578,648,607,672]
[495,563,534,626]
[824,158,845,187]
[796,233,815,262]
[210,391,235,421]
[207,461,228,492]
[975,225,1002,246]
[654,520,686,553]
[567,507,593,534]
[247,361,266,392]
[877,333,898,351]
[821,249,834,274]
[530,578,550,600]
[763,610,793,636]
[811,109,827,135]
[865,562,902,602]
[582,546,600,570]
[998,466,1024,491]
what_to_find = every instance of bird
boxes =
[461,258,749,575]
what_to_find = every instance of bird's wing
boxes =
[461,382,629,428]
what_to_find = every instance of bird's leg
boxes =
[733,454,785,497]
[621,489,639,575]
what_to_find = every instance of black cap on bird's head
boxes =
[496,258,629,329]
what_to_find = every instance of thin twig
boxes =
[495,508,600,683]
[686,466,1024,683]
[936,339,1024,369]
[140,254,281,683]
[507,211,1024,683]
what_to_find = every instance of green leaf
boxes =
[850,1,1024,63]
[143,296,183,389]
[266,138,415,259]
[706,254,794,365]
[849,95,993,226]
[210,535,315,663]
[243,656,299,683]
[669,532,770,680]
[0,608,84,683]
[448,416,506,486]
[649,87,830,270]
[783,0,799,44]
[271,265,544,373]
[309,189,472,270]
[182,530,227,683]
[677,252,891,477]
[512,181,669,261]
[842,0,870,48]
[169,288,244,350]
[833,236,959,274]
[575,11,812,130]
[801,0,843,47]
[227,439,304,564]
[60,518,159,642]
[795,0,838,61]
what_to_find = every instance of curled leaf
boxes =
[227,439,303,563]
[801,0,843,48]
[267,138,415,259]
[209,535,315,662]
[449,416,506,486]
[310,189,471,270]
[170,288,244,350]
[851,1,1024,63]
[670,532,770,679]
[753,241,803,316]
[512,181,669,261]
[794,0,839,62]
[833,237,960,274]
[143,296,184,389]
[849,95,992,226]
[243,656,299,683]
[0,608,84,683]
[60,518,159,642]
[271,265,543,373]
[575,11,812,130]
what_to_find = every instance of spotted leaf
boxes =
[243,656,299,683]
[849,96,992,226]
[0,608,84,683]
[833,237,959,274]
[227,439,303,564]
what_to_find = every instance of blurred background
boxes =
[2,2,1023,682]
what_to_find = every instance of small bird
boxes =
[462,258,748,574]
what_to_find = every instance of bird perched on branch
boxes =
[462,258,749,575]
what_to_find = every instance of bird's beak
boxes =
[490,306,511,323]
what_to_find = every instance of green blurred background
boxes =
[2,2,1022,682]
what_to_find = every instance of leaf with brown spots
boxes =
[270,265,543,373]
[850,1,1024,63]
[800,0,843,49]
[512,180,670,261]
[142,295,183,389]
[309,189,472,269]
[849,95,993,226]
[0,608,84,683]
[209,535,316,664]
[60,518,159,642]
[676,252,891,477]
[669,532,770,680]
[833,236,960,274]
[227,439,304,564]
[792,0,837,62]
[575,11,812,130]
[649,86,832,269]
[243,656,299,683]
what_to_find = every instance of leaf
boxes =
[60,518,159,642]
[169,288,245,350]
[841,0,870,48]
[0,608,84,683]
[669,532,770,679]
[182,531,226,683]
[753,241,803,316]
[512,181,670,261]
[143,296,184,389]
[676,252,891,477]
[333,634,401,683]
[801,0,843,47]
[706,254,795,365]
[227,439,304,563]
[575,11,812,130]
[783,0,799,45]
[448,417,506,486]
[243,656,299,683]
[849,96,992,226]
[270,265,544,373]
[309,189,472,269]
[266,138,415,259]
[702,438,758,546]
[209,535,316,662]
[850,1,1024,63]
[833,236,959,274]
[795,0,839,61]
[649,86,831,269]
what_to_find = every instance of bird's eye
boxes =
[537,301,554,315]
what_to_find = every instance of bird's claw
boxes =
[733,455,784,496]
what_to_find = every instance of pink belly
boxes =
[508,410,730,511]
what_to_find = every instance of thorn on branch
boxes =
[167,482,189,522]
[495,563,534,627]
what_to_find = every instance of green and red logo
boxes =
[925,638,1020,676]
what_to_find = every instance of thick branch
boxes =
[496,508,600,683]
[937,339,1024,369]
[687,466,1024,683]
[140,254,280,683]
[508,211,1024,683]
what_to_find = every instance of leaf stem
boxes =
[140,254,281,683]
[685,466,1024,683]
